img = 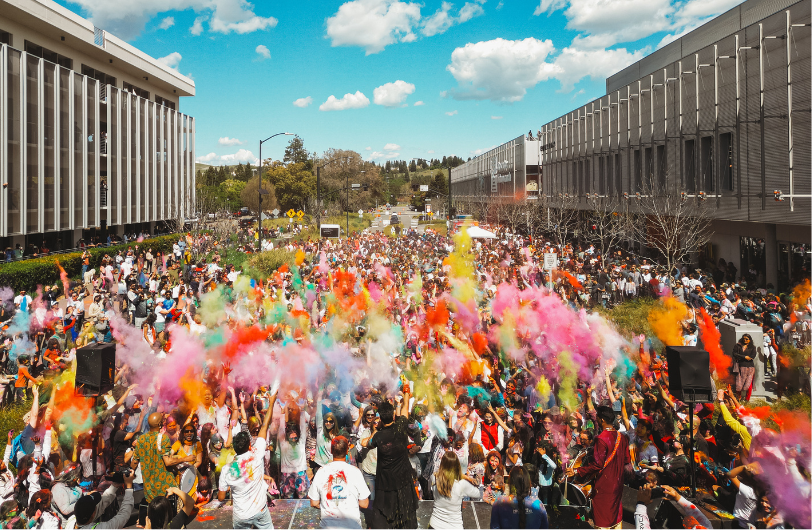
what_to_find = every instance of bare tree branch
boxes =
[634,176,714,277]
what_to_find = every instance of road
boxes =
[369,204,434,234]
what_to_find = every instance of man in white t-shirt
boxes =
[218,390,277,529]
[308,436,370,529]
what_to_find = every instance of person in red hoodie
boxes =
[566,405,630,529]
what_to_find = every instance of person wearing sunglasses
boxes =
[170,426,202,499]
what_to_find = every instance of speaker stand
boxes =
[685,392,698,499]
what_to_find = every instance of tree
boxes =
[410,193,425,211]
[283,135,313,170]
[316,150,385,212]
[409,160,417,172]
[266,161,316,213]
[431,170,448,198]
[240,175,278,215]
[539,193,580,247]
[633,178,713,278]
[584,196,628,267]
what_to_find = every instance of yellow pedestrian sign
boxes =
[286,209,296,218]
[297,210,305,219]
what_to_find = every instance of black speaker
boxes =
[666,346,713,403]
[75,343,116,396]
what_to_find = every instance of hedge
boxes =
[0,235,179,295]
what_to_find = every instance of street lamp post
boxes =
[257,132,294,252]
[316,156,351,237]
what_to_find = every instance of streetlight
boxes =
[257,132,294,252]
[347,170,365,236]
[412,157,452,221]
[316,156,351,235]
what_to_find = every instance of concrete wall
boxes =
[0,0,194,105]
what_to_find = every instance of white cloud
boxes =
[445,110,458,116]
[533,0,743,50]
[458,1,485,22]
[196,149,258,165]
[413,100,425,106]
[548,46,644,91]
[158,16,174,29]
[421,0,484,37]
[491,115,503,120]
[255,44,271,59]
[319,91,370,111]
[156,51,182,70]
[190,16,206,35]
[326,0,484,54]
[383,143,401,151]
[421,2,454,36]
[444,35,643,97]
[293,96,313,108]
[326,0,421,54]
[365,146,372,150]
[427,150,435,154]
[446,38,556,101]
[210,12,277,34]
[368,151,400,160]
[68,0,277,40]
[373,80,416,107]
[471,145,497,155]
[218,137,245,146]
[197,152,217,163]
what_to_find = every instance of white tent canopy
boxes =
[466,226,496,239]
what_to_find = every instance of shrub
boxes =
[0,235,179,294]
[595,297,661,347]
[247,249,297,278]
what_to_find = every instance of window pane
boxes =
[25,55,38,232]
[7,49,22,235]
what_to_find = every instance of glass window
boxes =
[110,87,118,225]
[140,100,147,220]
[25,55,38,232]
[73,72,84,227]
[720,132,733,191]
[685,139,696,192]
[657,145,666,189]
[87,78,96,227]
[701,136,714,192]
[7,49,22,235]
[121,92,128,222]
[44,62,55,231]
[59,67,70,228]
[130,95,137,222]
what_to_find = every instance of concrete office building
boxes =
[0,0,196,252]
[452,0,810,291]
[450,134,541,199]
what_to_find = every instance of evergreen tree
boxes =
[283,135,313,170]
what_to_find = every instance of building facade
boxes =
[451,135,541,201]
[451,0,810,290]
[0,0,196,252]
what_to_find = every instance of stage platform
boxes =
[172,494,733,529]
[186,500,494,529]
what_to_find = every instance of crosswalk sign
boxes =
[286,209,296,218]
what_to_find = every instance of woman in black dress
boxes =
[360,387,417,529]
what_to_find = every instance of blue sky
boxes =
[57,0,743,165]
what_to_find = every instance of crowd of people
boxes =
[0,222,808,529]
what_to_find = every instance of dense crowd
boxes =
[0,223,808,529]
